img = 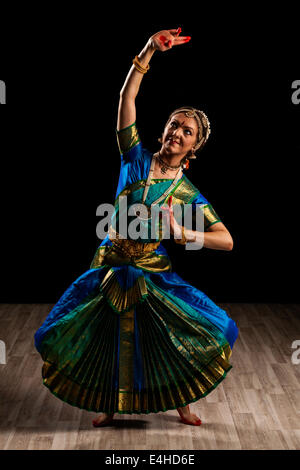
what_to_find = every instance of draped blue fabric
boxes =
[115,142,151,199]
[144,271,238,349]
[34,268,108,353]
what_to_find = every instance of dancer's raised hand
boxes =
[149,28,191,52]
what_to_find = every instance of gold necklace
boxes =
[157,152,181,174]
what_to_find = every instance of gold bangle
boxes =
[132,59,148,74]
[174,226,187,245]
[132,55,150,74]
[134,55,150,71]
[133,62,146,74]
[174,227,197,245]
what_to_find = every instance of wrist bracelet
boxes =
[133,55,150,74]
[174,226,197,245]
[174,226,187,245]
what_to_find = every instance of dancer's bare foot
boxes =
[92,413,114,427]
[177,405,202,426]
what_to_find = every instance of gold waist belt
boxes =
[108,226,160,258]
[90,226,170,273]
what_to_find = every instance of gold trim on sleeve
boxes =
[116,122,141,155]
[203,204,221,229]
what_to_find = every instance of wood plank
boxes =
[0,303,300,450]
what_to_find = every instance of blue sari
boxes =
[34,123,238,414]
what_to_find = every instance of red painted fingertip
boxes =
[177,27,182,35]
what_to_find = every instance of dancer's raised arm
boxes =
[117,28,191,131]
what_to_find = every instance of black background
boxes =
[1,10,299,303]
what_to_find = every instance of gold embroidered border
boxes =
[173,175,200,204]
[99,267,148,314]
[145,280,232,365]
[116,122,141,155]
[118,307,135,411]
[203,204,222,229]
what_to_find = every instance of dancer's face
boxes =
[161,113,198,156]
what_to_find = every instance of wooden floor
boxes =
[0,303,300,450]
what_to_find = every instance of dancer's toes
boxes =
[92,413,114,427]
[180,413,201,425]
[186,413,202,425]
[177,406,202,426]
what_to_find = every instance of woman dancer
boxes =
[34,28,238,428]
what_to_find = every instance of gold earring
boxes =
[189,148,197,159]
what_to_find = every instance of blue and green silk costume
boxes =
[34,123,238,414]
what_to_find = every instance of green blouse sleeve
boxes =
[202,203,222,230]
[190,188,222,231]
[116,122,141,156]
